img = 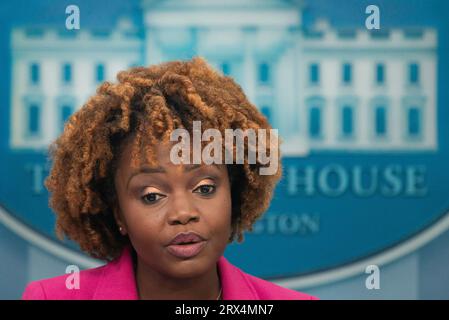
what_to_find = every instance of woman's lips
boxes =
[166,240,207,259]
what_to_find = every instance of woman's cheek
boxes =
[127,220,161,254]
[124,204,159,241]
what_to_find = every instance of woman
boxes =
[22,57,317,300]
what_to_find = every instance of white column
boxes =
[389,60,403,147]
[43,60,58,146]
[242,27,256,103]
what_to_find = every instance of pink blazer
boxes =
[22,246,317,300]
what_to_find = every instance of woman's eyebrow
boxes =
[126,164,219,188]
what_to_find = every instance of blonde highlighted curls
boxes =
[45,56,282,261]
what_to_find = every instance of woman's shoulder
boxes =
[243,271,318,300]
[219,256,317,300]
[22,263,107,300]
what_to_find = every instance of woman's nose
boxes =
[166,192,200,225]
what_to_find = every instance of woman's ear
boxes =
[113,205,128,236]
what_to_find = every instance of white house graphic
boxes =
[9,0,437,155]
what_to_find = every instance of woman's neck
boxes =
[134,256,221,300]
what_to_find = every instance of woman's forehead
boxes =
[119,141,225,172]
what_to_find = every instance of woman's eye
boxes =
[141,193,165,204]
[193,184,216,195]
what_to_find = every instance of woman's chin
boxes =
[165,255,213,278]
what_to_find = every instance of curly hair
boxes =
[44,56,282,261]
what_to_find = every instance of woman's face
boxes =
[113,139,232,279]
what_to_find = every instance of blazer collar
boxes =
[93,246,259,300]
[218,254,259,300]
[92,246,139,300]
